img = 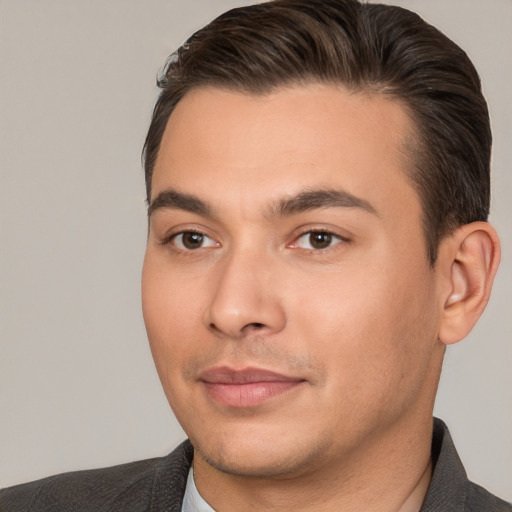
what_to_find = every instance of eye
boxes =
[171,231,218,250]
[293,231,345,250]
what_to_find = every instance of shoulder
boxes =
[1,458,159,512]
[0,440,194,512]
[465,480,512,512]
[422,419,511,512]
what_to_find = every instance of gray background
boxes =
[1,0,510,501]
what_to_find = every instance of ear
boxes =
[438,222,501,345]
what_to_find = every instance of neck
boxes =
[192,414,434,512]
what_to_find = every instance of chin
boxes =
[190,426,330,479]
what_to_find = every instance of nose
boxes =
[203,248,286,339]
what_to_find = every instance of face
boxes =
[142,84,444,479]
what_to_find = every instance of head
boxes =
[141,0,500,486]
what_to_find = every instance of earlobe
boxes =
[438,222,501,345]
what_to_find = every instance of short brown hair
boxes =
[143,0,491,263]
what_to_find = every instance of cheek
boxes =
[141,255,205,381]
[288,260,437,406]
[142,257,213,426]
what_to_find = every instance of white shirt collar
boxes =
[181,467,216,512]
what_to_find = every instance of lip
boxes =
[199,366,306,408]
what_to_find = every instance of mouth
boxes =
[199,367,306,408]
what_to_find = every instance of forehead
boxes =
[152,84,418,219]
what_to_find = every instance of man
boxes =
[1,0,510,510]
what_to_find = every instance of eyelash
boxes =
[161,228,349,254]
[161,229,218,251]
[289,229,349,252]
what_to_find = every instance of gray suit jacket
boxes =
[1,419,510,511]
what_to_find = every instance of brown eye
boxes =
[172,231,218,250]
[183,232,204,249]
[309,232,332,249]
[293,230,344,251]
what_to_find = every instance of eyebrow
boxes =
[148,187,378,219]
[148,189,211,217]
[268,188,379,218]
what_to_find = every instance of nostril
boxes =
[208,321,266,337]
[250,322,265,329]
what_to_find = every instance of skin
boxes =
[141,84,500,511]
